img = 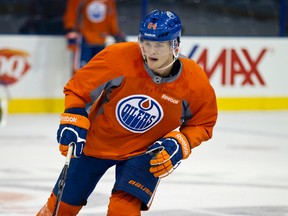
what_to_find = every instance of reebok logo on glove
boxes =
[60,115,77,123]
[60,113,90,129]
[173,133,190,159]
[164,131,191,159]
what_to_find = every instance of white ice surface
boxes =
[1,111,288,215]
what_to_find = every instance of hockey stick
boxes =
[52,143,74,216]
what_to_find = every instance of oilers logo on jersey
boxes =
[86,1,107,23]
[116,95,163,133]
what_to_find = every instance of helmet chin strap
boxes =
[155,57,177,72]
[155,46,179,73]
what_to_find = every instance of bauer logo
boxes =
[116,95,163,133]
[0,49,30,85]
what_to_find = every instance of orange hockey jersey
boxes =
[64,0,121,44]
[63,42,218,160]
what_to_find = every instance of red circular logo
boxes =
[0,49,31,85]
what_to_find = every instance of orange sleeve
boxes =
[63,0,82,30]
[179,58,218,149]
[180,90,218,149]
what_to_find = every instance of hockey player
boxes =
[37,9,218,215]
[64,0,126,74]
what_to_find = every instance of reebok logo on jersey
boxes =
[161,94,179,104]
[116,94,163,133]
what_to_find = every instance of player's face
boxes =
[141,40,174,76]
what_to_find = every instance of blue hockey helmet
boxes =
[139,10,182,42]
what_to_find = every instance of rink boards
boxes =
[0,36,287,113]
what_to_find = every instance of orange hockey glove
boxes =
[57,108,90,158]
[146,131,191,178]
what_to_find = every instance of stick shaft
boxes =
[52,144,74,216]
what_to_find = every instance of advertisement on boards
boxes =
[180,37,288,97]
[0,35,71,113]
[0,35,287,112]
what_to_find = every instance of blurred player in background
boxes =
[37,9,218,216]
[64,0,126,75]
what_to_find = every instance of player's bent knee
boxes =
[107,190,141,216]
[36,192,82,216]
